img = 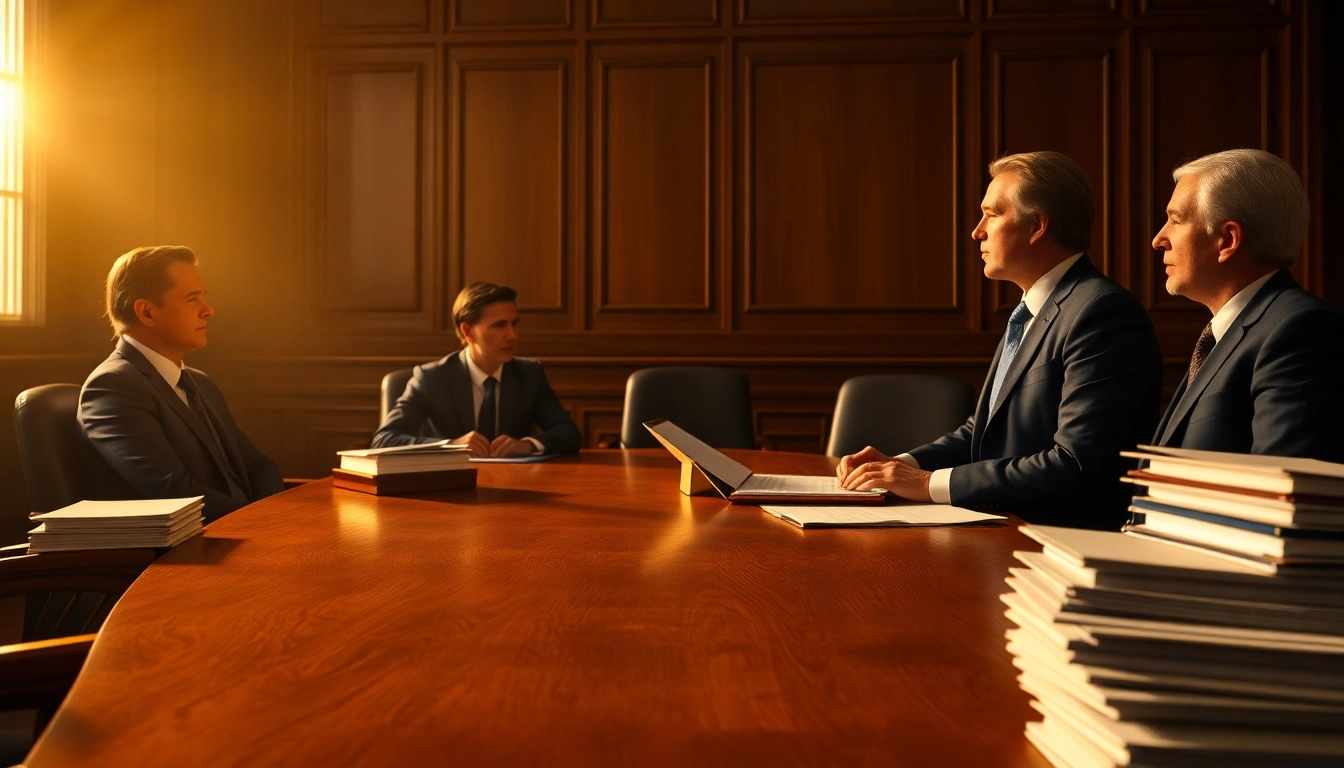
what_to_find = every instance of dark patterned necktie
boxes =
[990,302,1034,410]
[478,376,498,440]
[179,371,243,488]
[1187,322,1216,385]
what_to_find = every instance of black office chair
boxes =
[14,384,135,514]
[0,544,158,764]
[825,374,977,458]
[619,366,757,449]
[379,368,414,425]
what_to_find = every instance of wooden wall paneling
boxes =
[590,43,723,331]
[591,0,719,28]
[738,0,965,25]
[737,36,973,334]
[985,33,1122,319]
[314,0,432,33]
[1138,0,1281,16]
[1138,28,1283,321]
[986,0,1115,17]
[451,0,571,30]
[300,407,385,479]
[306,46,438,331]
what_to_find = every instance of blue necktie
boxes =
[478,377,498,440]
[989,302,1034,411]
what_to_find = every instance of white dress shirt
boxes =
[463,352,543,453]
[122,334,190,407]
[897,253,1085,504]
[1209,271,1276,344]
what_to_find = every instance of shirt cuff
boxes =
[928,468,952,505]
[895,453,919,469]
[522,437,544,453]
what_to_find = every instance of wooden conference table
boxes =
[28,450,1049,767]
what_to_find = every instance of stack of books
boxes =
[333,441,475,495]
[1002,446,1344,767]
[28,497,205,553]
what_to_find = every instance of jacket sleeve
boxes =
[1250,305,1344,463]
[906,415,977,470]
[529,366,582,454]
[79,368,248,520]
[371,365,443,448]
[946,288,1161,509]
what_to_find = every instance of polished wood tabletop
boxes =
[27,450,1047,767]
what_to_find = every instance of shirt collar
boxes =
[1022,253,1084,318]
[1210,271,1276,343]
[463,350,503,389]
[122,334,185,389]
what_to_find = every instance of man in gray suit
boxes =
[838,152,1162,530]
[79,246,283,522]
[372,282,581,456]
[1151,149,1344,461]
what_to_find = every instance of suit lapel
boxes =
[498,360,521,435]
[1153,376,1188,445]
[985,258,1087,424]
[449,351,476,431]
[1157,269,1294,445]
[117,339,242,488]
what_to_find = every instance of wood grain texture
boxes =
[28,451,1047,767]
[593,0,718,26]
[316,0,428,30]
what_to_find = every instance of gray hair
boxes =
[988,151,1094,253]
[1172,149,1309,267]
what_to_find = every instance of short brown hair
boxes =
[988,151,1094,253]
[104,246,199,338]
[451,282,517,344]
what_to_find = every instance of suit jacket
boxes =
[372,351,581,454]
[1154,270,1344,462]
[908,256,1162,530]
[78,338,284,522]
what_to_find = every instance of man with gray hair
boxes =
[1151,148,1344,460]
[838,151,1162,530]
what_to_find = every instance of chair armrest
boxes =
[754,435,776,452]
[282,478,321,489]
[0,634,96,711]
[596,437,620,449]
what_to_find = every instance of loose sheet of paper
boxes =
[761,504,1005,528]
[739,474,872,496]
[469,454,560,464]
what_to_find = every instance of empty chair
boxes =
[825,374,977,458]
[619,367,756,449]
[379,368,414,425]
[14,384,135,514]
[0,544,158,763]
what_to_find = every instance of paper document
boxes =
[739,474,868,495]
[762,504,1005,529]
[469,454,559,464]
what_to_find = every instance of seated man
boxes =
[79,246,283,522]
[838,152,1162,530]
[1151,149,1344,460]
[372,282,581,456]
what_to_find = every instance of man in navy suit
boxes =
[79,246,283,522]
[1151,149,1344,461]
[372,282,581,456]
[837,152,1162,530]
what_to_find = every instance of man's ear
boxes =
[459,321,475,344]
[133,298,156,327]
[1215,220,1243,264]
[1027,212,1049,245]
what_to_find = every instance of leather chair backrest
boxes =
[380,368,414,425]
[825,374,977,458]
[620,366,755,449]
[14,384,135,513]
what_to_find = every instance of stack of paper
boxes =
[28,497,205,553]
[1122,446,1344,564]
[1005,523,1344,767]
[333,441,475,495]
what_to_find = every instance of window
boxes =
[0,0,37,324]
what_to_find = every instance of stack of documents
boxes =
[333,441,475,495]
[1122,446,1344,564]
[28,497,204,553]
[1004,522,1344,767]
[762,504,1003,529]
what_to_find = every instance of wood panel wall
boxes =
[0,0,1328,544]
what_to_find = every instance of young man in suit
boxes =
[837,152,1163,530]
[79,246,283,522]
[372,282,581,456]
[1151,149,1344,461]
